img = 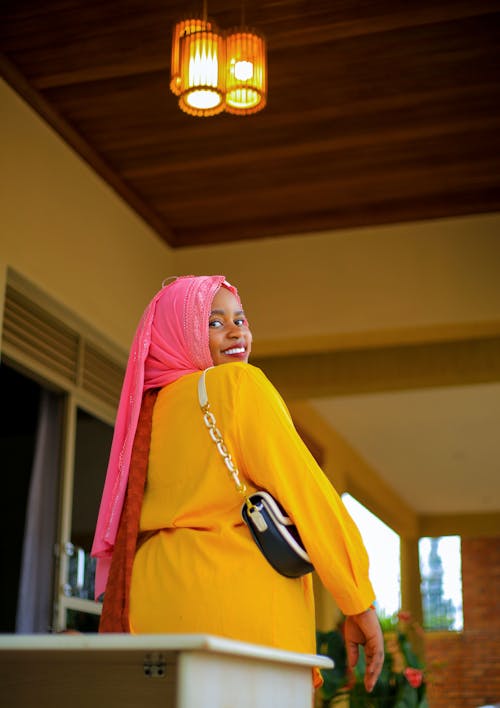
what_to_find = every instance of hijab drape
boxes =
[91,275,241,600]
[98,388,157,631]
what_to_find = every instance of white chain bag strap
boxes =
[198,368,313,578]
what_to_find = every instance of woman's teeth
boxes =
[223,347,245,355]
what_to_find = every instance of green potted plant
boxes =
[316,611,428,708]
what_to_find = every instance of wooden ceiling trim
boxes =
[0,3,172,86]
[32,60,170,90]
[75,80,497,159]
[108,80,500,155]
[100,87,499,174]
[37,70,498,171]
[121,113,500,180]
[150,159,500,225]
[7,6,498,92]
[4,1,495,64]
[2,1,499,248]
[266,2,500,49]
[171,190,500,247]
[136,124,500,186]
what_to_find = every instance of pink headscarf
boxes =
[91,275,241,599]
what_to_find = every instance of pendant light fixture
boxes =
[170,18,212,96]
[172,2,225,117]
[225,27,267,115]
[178,24,226,116]
[169,2,267,117]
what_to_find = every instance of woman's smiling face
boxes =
[208,286,252,366]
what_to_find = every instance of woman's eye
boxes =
[235,318,246,327]
[209,320,223,329]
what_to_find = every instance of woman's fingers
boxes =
[363,635,385,691]
[344,608,385,693]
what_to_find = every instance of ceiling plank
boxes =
[2,1,499,247]
[121,114,500,179]
[171,189,500,246]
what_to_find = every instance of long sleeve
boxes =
[233,364,375,615]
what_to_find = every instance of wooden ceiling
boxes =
[2,0,500,248]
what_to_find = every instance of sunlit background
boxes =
[342,493,463,630]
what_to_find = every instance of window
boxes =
[1,272,125,632]
[419,536,463,630]
[66,408,114,601]
[55,406,115,632]
[0,363,47,632]
[342,493,401,617]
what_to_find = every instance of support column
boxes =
[400,536,423,623]
[313,574,342,632]
[400,536,425,660]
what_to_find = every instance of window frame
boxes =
[1,270,125,631]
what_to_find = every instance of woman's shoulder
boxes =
[208,362,270,386]
[207,363,281,404]
[206,364,291,427]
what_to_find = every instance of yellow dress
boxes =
[129,363,374,659]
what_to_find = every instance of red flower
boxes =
[397,610,412,623]
[404,667,424,688]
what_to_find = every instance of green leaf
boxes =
[397,631,422,668]
[353,643,366,680]
[396,681,419,708]
[316,630,348,700]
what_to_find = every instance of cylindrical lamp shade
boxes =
[225,29,267,115]
[178,29,226,116]
[170,18,212,96]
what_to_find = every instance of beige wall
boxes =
[175,213,500,356]
[1,80,173,352]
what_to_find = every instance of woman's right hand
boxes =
[343,607,384,692]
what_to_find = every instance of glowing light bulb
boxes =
[187,89,222,109]
[234,60,253,81]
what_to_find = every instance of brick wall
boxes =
[425,537,500,708]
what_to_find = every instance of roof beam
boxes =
[419,511,500,538]
[252,334,500,399]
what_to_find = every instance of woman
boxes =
[92,275,383,692]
